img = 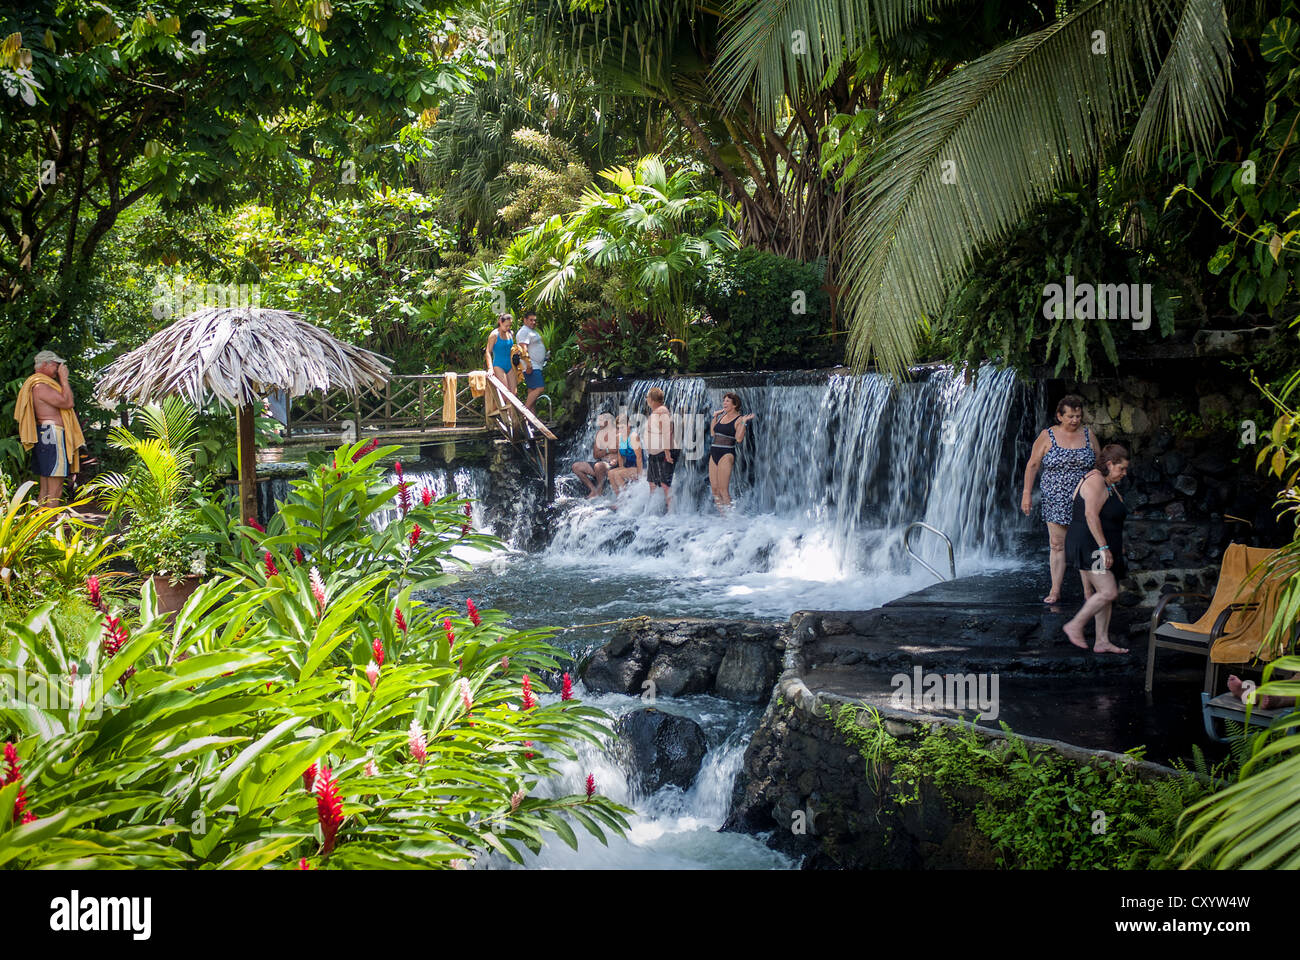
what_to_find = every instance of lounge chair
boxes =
[1144,543,1282,695]
[1200,690,1290,743]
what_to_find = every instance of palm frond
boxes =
[1125,0,1232,169]
[711,0,962,126]
[837,0,1233,377]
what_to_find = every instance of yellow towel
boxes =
[468,370,486,398]
[13,374,85,472]
[442,372,457,427]
[1168,544,1284,664]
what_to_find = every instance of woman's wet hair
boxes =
[1096,443,1129,474]
[1056,394,1085,417]
[723,392,742,412]
[497,313,513,325]
[647,387,664,407]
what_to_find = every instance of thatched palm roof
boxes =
[96,307,392,407]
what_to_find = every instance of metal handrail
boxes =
[903,521,956,582]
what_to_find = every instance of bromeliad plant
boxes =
[0,439,629,868]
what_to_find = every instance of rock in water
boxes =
[615,708,709,793]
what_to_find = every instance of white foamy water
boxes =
[486,693,792,870]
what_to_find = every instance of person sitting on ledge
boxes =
[571,412,619,498]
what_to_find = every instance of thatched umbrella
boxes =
[96,306,391,522]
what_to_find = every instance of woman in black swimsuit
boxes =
[1062,444,1131,654]
[708,392,755,510]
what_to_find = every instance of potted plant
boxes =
[89,397,216,613]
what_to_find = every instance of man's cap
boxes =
[33,350,66,366]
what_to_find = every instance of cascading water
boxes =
[379,363,1039,868]
[537,363,1035,616]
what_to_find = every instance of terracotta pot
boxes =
[151,575,203,616]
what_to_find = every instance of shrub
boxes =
[696,248,834,370]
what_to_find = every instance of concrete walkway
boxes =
[795,566,1222,766]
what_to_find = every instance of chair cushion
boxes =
[1154,623,1212,646]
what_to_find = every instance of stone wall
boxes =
[721,612,1186,869]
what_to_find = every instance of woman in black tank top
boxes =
[1062,445,1132,655]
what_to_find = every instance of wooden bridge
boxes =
[284,372,560,495]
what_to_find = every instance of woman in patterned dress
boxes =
[1020,395,1100,604]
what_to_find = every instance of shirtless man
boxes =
[643,387,677,510]
[28,351,76,507]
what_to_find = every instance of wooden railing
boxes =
[286,370,559,496]
[287,372,556,442]
[288,373,491,436]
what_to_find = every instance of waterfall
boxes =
[551,364,1034,594]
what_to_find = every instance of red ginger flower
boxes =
[395,462,411,515]
[264,551,279,578]
[420,486,432,507]
[309,566,326,615]
[524,741,534,760]
[351,438,378,462]
[461,502,472,536]
[395,608,407,633]
[366,661,380,689]
[314,766,343,855]
[585,774,595,799]
[561,672,573,701]
[299,858,310,870]
[443,618,455,650]
[303,763,318,794]
[459,677,472,713]
[101,616,135,683]
[86,575,103,612]
[500,655,509,672]
[467,599,481,626]
[294,546,305,564]
[246,517,265,534]
[409,523,421,547]
[371,637,384,666]
[408,718,427,765]
[521,674,535,711]
[3,742,34,824]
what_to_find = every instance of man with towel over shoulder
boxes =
[14,349,85,508]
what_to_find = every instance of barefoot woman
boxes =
[1021,395,1099,603]
[708,393,754,510]
[1062,444,1130,655]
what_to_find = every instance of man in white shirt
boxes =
[516,312,547,412]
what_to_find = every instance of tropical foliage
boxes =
[88,397,216,580]
[0,439,629,868]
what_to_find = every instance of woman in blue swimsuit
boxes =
[607,413,643,494]
[1020,394,1100,603]
[485,313,517,393]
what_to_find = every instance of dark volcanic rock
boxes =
[616,708,709,792]
[581,618,783,701]
[716,636,780,702]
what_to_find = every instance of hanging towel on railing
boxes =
[442,372,457,426]
[483,371,501,420]
[468,369,486,397]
